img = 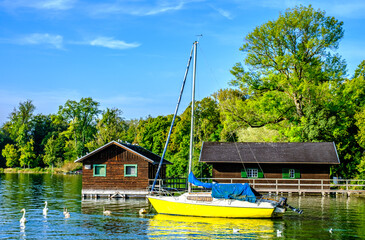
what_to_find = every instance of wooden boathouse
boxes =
[75,141,171,198]
[198,142,341,193]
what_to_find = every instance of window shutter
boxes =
[241,169,247,178]
[282,168,289,179]
[295,169,301,179]
[258,168,264,178]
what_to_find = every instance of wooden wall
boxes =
[82,145,161,190]
[212,163,330,179]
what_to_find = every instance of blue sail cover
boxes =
[188,172,213,189]
[211,182,256,203]
[188,172,256,203]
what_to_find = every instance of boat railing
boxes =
[149,178,365,192]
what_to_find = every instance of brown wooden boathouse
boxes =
[199,142,340,192]
[75,141,171,198]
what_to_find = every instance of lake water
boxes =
[0,173,364,239]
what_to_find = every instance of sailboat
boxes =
[147,41,301,218]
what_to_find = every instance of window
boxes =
[289,169,295,178]
[93,164,106,177]
[124,164,138,177]
[241,168,263,178]
[282,168,300,179]
[247,168,258,178]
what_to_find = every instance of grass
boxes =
[0,162,82,174]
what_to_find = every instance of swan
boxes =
[63,207,67,215]
[20,209,27,224]
[233,228,240,233]
[139,208,147,215]
[43,201,48,216]
[64,208,70,218]
[103,206,111,216]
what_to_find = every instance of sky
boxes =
[1,0,365,125]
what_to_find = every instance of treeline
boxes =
[1,5,364,179]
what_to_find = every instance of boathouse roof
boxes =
[74,141,172,165]
[199,142,340,164]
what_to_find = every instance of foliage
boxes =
[2,144,19,167]
[58,97,101,157]
[86,108,127,151]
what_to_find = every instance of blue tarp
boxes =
[212,182,256,203]
[188,172,213,189]
[188,172,257,203]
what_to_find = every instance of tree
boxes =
[58,97,101,157]
[229,5,346,127]
[19,139,36,168]
[87,108,127,151]
[2,144,19,167]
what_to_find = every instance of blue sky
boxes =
[1,0,364,125]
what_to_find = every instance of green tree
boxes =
[229,5,346,127]
[19,139,36,168]
[58,97,101,157]
[2,144,19,167]
[355,109,365,177]
[87,108,126,151]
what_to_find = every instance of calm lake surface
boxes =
[0,173,364,239]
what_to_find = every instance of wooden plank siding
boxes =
[212,163,331,189]
[82,145,164,191]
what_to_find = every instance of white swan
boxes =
[233,228,240,233]
[103,206,111,216]
[43,201,48,216]
[63,207,67,216]
[20,209,27,224]
[64,208,70,218]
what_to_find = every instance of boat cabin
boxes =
[199,142,340,191]
[75,141,171,198]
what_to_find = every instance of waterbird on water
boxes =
[20,209,27,224]
[63,207,67,215]
[43,201,48,216]
[64,208,70,218]
[233,228,240,233]
[103,206,111,216]
[139,208,147,215]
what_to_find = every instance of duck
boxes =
[20,208,27,224]
[103,206,111,216]
[139,208,147,215]
[43,201,48,216]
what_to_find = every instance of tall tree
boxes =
[58,97,101,157]
[229,5,346,127]
[87,108,127,151]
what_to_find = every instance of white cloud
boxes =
[0,0,75,10]
[89,37,140,50]
[210,5,233,20]
[18,33,63,49]
[88,0,191,16]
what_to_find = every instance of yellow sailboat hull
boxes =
[148,195,276,218]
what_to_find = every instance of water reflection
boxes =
[148,214,277,239]
[0,173,364,239]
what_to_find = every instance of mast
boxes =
[188,41,198,193]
